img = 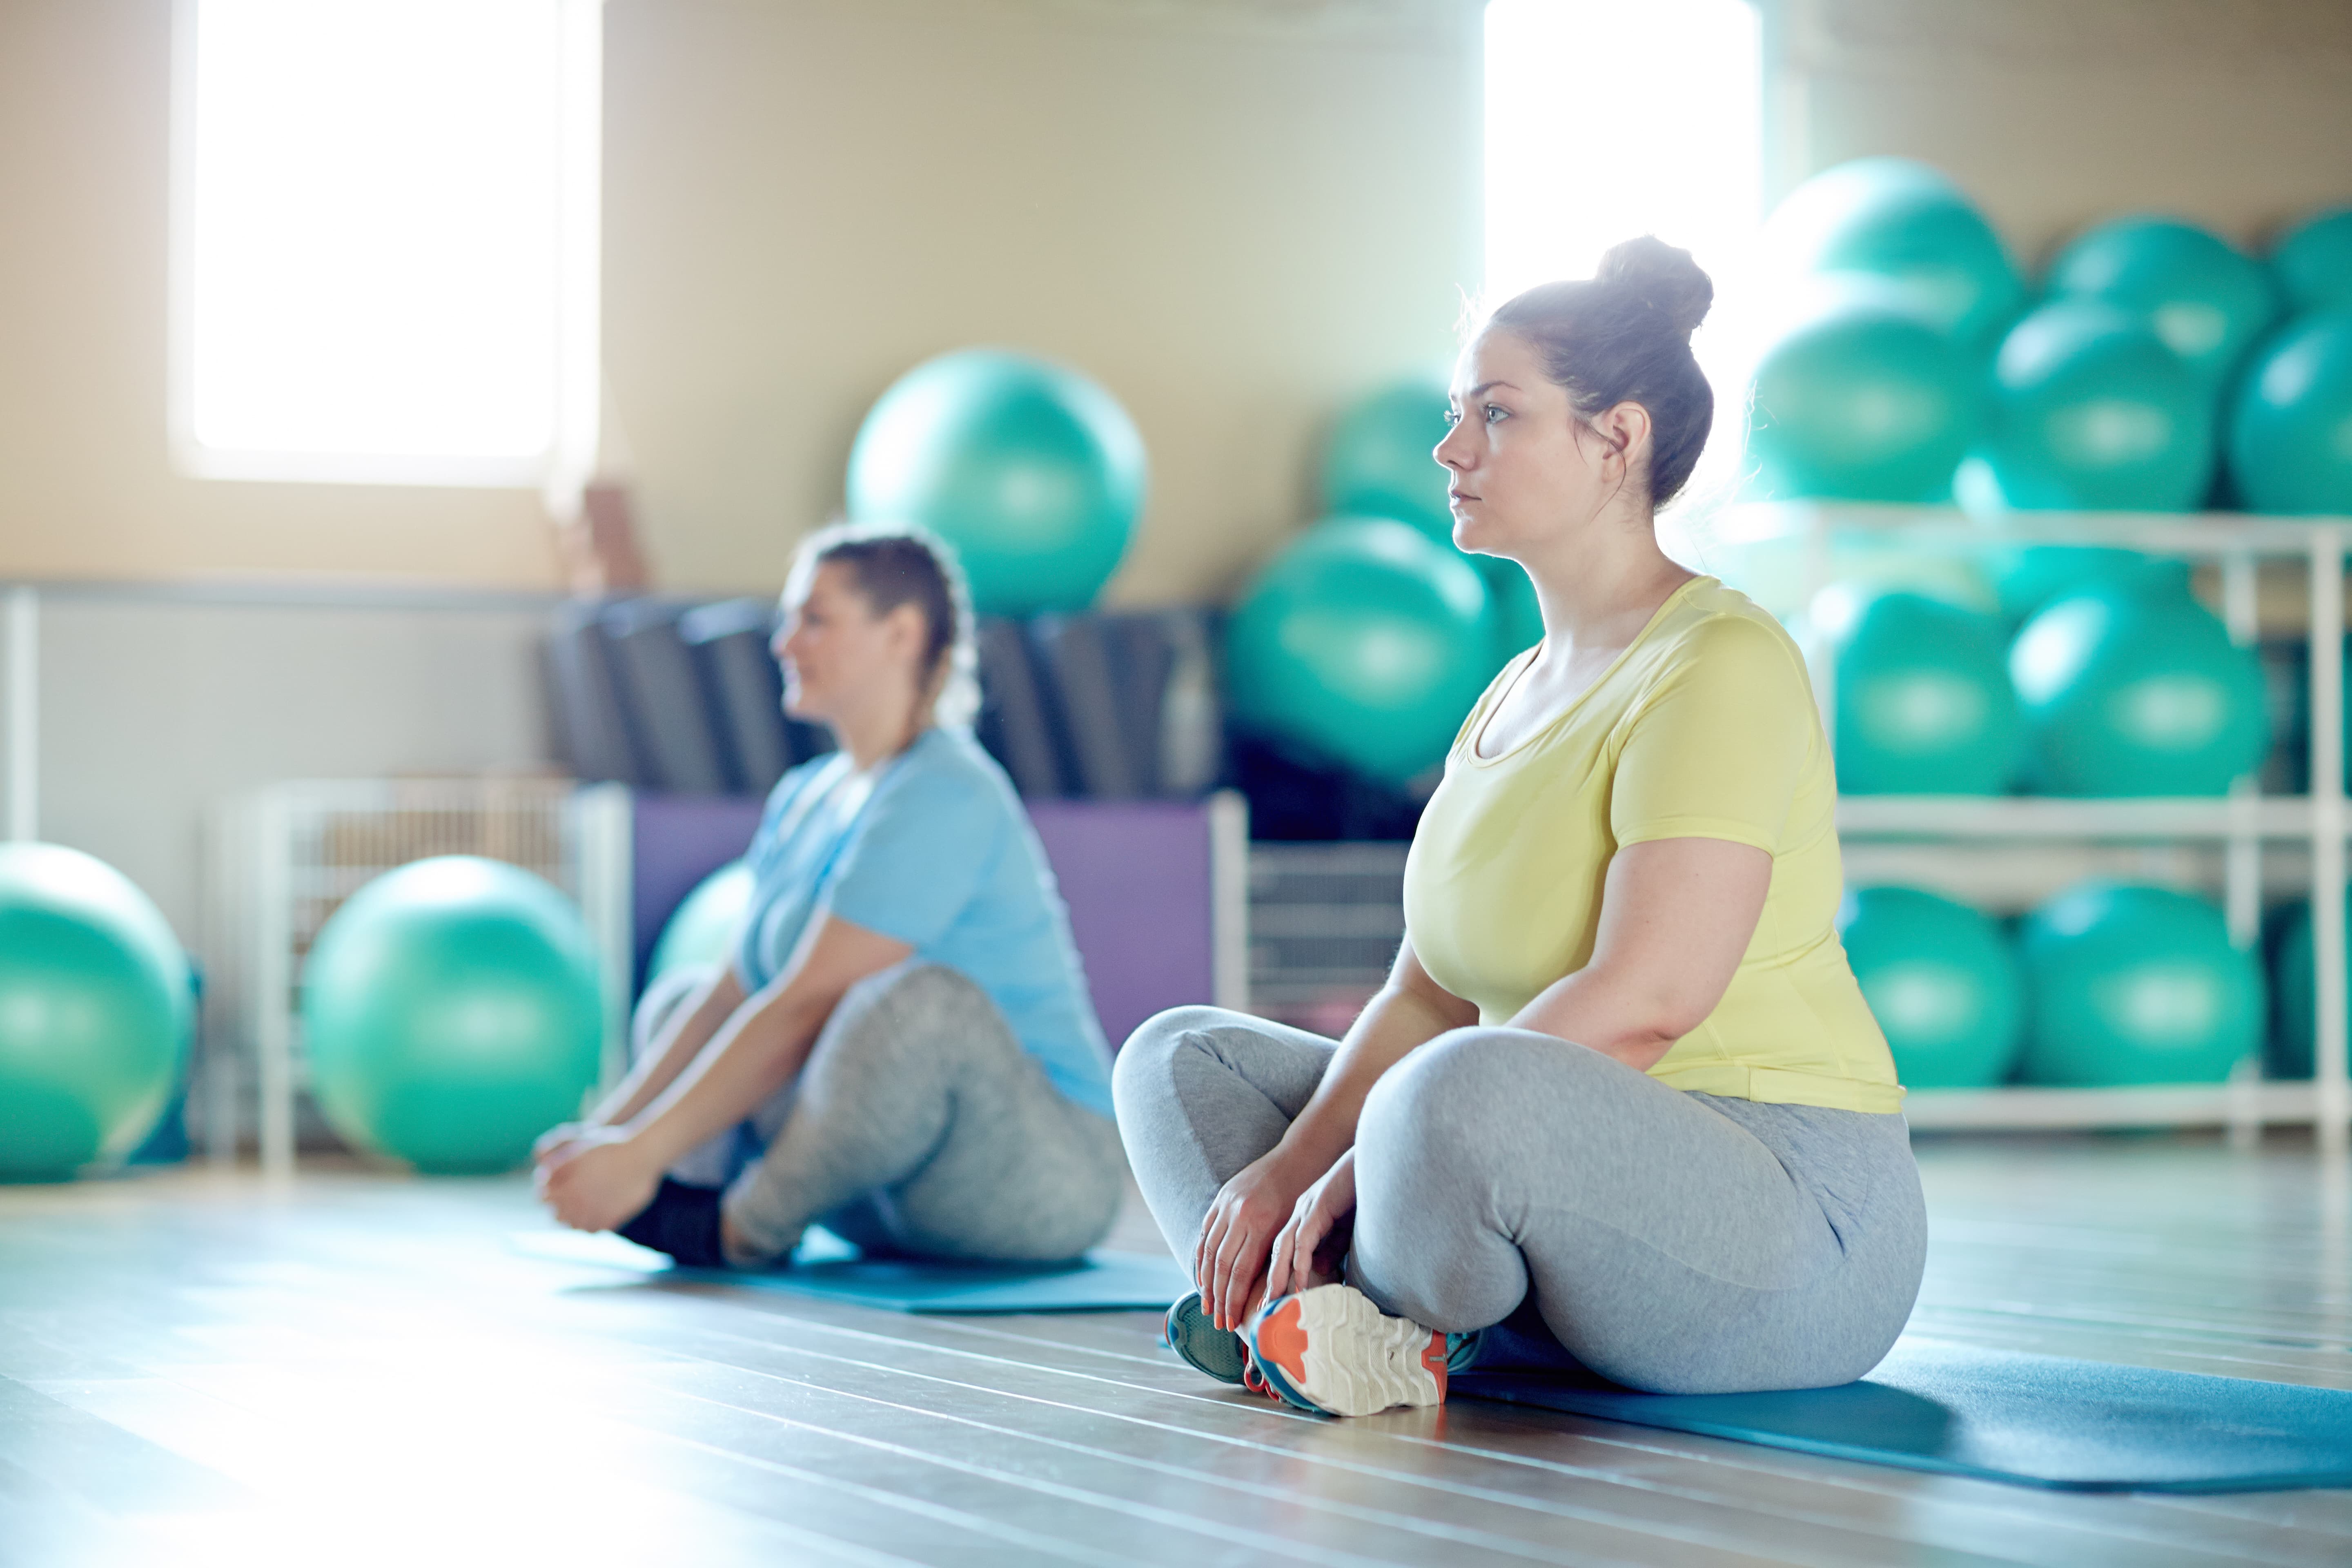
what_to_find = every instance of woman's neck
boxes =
[1519,514,1693,654]
[831,702,927,773]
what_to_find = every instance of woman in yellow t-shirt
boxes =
[1115,237,1925,1418]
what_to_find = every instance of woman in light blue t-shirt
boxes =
[535,525,1123,1267]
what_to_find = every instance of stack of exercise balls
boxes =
[1746,162,2352,520]
[1841,878,2262,1089]
[302,856,604,1174]
[0,844,191,1181]
[1225,376,1523,787]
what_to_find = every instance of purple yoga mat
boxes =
[630,793,1218,1050]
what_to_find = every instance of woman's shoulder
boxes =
[759,750,848,817]
[1650,578,1809,672]
[874,728,1023,816]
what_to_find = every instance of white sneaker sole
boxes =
[1251,1284,1444,1417]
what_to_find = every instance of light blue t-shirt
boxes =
[734,727,1114,1119]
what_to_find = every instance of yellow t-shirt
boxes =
[1402,576,1902,1114]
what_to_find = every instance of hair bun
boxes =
[1596,235,1713,339]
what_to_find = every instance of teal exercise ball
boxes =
[1978,300,2213,512]
[2016,882,2260,1086]
[2009,575,2267,796]
[648,861,753,984]
[1989,545,2165,624]
[2228,312,2352,516]
[1821,589,2020,794]
[2044,217,2279,400]
[1225,517,1494,786]
[303,856,604,1174]
[2272,207,2352,316]
[1746,300,1980,502]
[2267,895,2350,1080]
[1838,886,2023,1089]
[1325,377,1454,543]
[1761,158,2024,348]
[0,844,190,1181]
[845,348,1147,617]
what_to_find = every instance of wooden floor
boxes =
[4,1136,2351,1568]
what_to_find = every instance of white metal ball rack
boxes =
[1716,501,2351,1152]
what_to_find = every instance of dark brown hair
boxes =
[786,522,980,727]
[1488,235,1716,508]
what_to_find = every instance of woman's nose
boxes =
[1434,422,1472,474]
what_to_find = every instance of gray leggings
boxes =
[1112,1007,1927,1394]
[640,961,1125,1267]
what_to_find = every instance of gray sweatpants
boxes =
[639,961,1125,1267]
[1112,1007,1927,1394]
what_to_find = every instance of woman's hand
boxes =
[534,1127,662,1234]
[1265,1148,1356,1304]
[532,1121,595,1166]
[1196,1147,1324,1332]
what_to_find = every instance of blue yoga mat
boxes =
[513,1228,1191,1314]
[1454,1337,2352,1492]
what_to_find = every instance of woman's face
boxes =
[1435,327,1636,561]
[772,562,923,725]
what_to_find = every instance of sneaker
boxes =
[1240,1354,1316,1410]
[1248,1284,1456,1418]
[1163,1290,1248,1385]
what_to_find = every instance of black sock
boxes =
[616,1178,727,1269]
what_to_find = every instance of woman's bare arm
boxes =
[1508,835,1771,1067]
[581,966,748,1131]
[1270,944,1477,1176]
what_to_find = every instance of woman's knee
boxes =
[811,960,979,1077]
[1110,1004,1243,1117]
[1361,1029,1550,1148]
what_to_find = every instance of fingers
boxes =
[1263,1210,1299,1303]
[532,1123,584,1164]
[1284,1200,1327,1301]
[1193,1207,1225,1319]
[1214,1221,1266,1333]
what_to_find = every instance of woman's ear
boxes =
[882,600,929,663]
[1599,401,1651,466]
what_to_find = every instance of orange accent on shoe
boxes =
[1420,1332,1449,1401]
[1255,1297,1311,1383]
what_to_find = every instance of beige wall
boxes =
[1766,0,2352,263]
[0,0,1484,603]
[601,0,1483,603]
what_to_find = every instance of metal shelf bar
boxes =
[1835,795,2343,840]
[1722,500,2352,557]
[2311,528,2350,1154]
[1904,1082,2320,1131]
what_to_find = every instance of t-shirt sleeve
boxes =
[822,760,1004,949]
[1610,615,1815,854]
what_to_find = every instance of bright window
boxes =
[173,0,601,490]
[1483,0,1762,304]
